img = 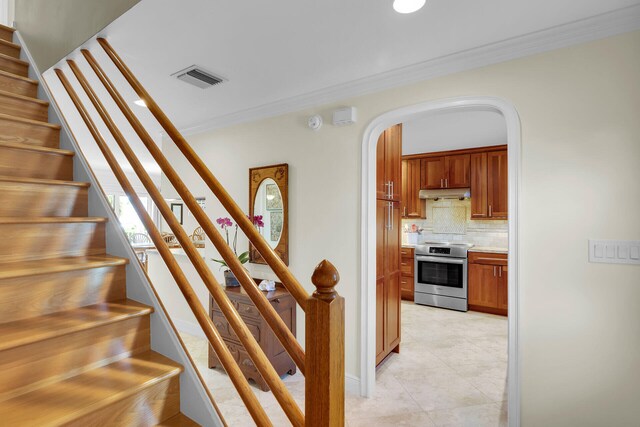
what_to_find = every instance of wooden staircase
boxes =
[0,24,198,426]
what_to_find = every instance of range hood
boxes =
[419,188,471,200]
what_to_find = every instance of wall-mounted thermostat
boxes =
[333,107,357,126]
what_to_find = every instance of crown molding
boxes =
[179,4,640,136]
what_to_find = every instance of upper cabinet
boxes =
[420,154,470,189]
[401,159,424,218]
[376,124,402,201]
[471,149,507,220]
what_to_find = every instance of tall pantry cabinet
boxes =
[375,124,402,365]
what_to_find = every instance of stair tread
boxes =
[0,174,90,188]
[0,23,14,33]
[157,413,201,426]
[0,216,106,224]
[0,38,20,50]
[0,68,34,85]
[0,111,60,128]
[0,140,73,156]
[0,255,128,280]
[0,351,183,425]
[0,88,48,105]
[0,299,153,351]
[0,51,28,66]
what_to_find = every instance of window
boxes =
[105,193,155,237]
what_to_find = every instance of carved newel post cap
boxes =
[311,259,340,299]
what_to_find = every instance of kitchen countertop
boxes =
[469,246,508,254]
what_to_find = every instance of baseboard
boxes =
[173,319,206,339]
[345,373,361,396]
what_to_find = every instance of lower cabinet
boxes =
[208,284,297,391]
[400,246,414,301]
[468,252,508,316]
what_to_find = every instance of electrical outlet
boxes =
[589,240,640,265]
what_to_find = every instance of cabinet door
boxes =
[420,157,445,189]
[376,132,387,199]
[470,152,488,219]
[445,154,470,188]
[401,160,409,217]
[375,277,385,362]
[487,150,508,219]
[497,266,508,311]
[385,124,402,201]
[386,270,401,350]
[400,275,414,301]
[406,159,424,218]
[468,263,498,308]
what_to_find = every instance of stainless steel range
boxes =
[414,242,473,312]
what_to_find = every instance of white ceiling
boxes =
[402,110,507,155]
[49,0,640,135]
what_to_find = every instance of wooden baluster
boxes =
[305,260,345,426]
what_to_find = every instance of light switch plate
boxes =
[589,240,640,265]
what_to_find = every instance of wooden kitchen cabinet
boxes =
[376,124,402,201]
[208,282,297,391]
[401,159,425,218]
[400,246,415,301]
[471,149,507,220]
[420,153,470,189]
[376,198,402,365]
[468,252,508,316]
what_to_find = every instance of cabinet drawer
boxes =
[400,259,413,275]
[400,247,414,258]
[469,251,507,265]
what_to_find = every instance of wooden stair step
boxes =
[0,175,89,217]
[0,140,73,180]
[157,413,201,426]
[0,112,60,148]
[0,217,107,262]
[0,38,20,59]
[0,89,49,121]
[0,255,128,323]
[0,351,183,426]
[0,52,28,77]
[0,23,13,43]
[0,69,37,98]
[0,299,152,400]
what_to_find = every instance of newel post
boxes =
[305,260,345,426]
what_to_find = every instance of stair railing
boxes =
[54,37,345,427]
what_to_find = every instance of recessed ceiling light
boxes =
[134,99,147,107]
[393,0,426,14]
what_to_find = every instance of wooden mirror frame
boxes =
[249,163,289,265]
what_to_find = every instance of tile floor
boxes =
[180,301,508,426]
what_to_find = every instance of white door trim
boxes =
[359,96,521,426]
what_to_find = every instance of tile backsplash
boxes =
[402,198,508,248]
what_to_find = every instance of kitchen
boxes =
[375,109,509,423]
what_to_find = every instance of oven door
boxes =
[415,255,467,299]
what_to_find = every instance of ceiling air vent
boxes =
[171,65,225,89]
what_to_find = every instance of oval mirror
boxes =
[249,164,288,265]
[253,178,283,248]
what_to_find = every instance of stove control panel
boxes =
[429,247,451,255]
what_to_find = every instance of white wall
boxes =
[402,109,507,155]
[162,31,640,425]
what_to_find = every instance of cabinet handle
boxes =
[403,206,407,217]
[445,178,448,188]
[499,267,502,278]
[493,266,496,277]
[440,178,443,188]
[489,205,492,217]
[390,181,394,199]
[272,298,280,304]
[390,202,394,230]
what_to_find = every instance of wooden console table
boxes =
[208,281,297,391]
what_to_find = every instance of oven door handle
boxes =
[415,255,465,264]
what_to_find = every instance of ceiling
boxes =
[402,110,507,155]
[50,0,640,134]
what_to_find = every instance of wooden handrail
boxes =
[306,260,345,426]
[62,62,304,427]
[80,49,306,375]
[54,68,272,427]
[96,37,309,311]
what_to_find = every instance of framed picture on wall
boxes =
[170,203,183,225]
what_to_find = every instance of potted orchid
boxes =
[212,215,264,286]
